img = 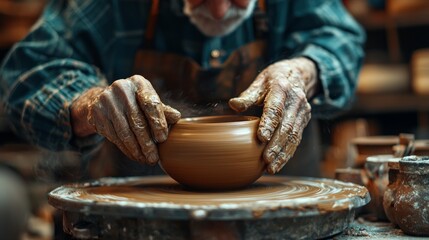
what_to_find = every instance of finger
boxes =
[112,81,160,165]
[87,98,101,130]
[133,75,169,143]
[112,79,159,165]
[106,119,139,162]
[101,90,146,163]
[162,103,181,124]
[126,106,159,165]
[228,71,268,112]
[262,102,298,164]
[257,82,287,142]
[91,105,136,161]
[267,144,298,174]
[267,103,311,174]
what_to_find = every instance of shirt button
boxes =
[210,49,224,67]
[211,49,221,59]
[312,97,322,105]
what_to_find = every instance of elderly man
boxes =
[0,0,364,177]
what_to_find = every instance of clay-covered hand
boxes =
[229,58,318,174]
[71,75,181,165]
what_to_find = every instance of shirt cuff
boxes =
[292,44,354,119]
[17,69,106,152]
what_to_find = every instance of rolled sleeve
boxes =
[298,43,355,118]
[5,60,106,151]
[280,0,366,119]
[0,0,111,152]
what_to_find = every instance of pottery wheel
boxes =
[49,176,369,220]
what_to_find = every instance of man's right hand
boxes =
[70,75,181,165]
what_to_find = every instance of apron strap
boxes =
[258,0,266,12]
[254,0,268,39]
[144,0,160,49]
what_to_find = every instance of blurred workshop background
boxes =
[1,0,429,239]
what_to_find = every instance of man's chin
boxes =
[184,0,256,37]
[190,18,243,37]
[196,25,238,37]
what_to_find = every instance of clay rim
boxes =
[400,155,429,174]
[366,154,395,163]
[176,115,259,126]
[387,157,401,169]
[365,155,402,169]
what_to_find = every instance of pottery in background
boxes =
[351,136,398,167]
[414,140,429,156]
[335,168,365,186]
[389,156,429,236]
[382,157,400,226]
[364,155,400,221]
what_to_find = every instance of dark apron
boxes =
[91,0,321,178]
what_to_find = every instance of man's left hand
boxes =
[229,57,318,174]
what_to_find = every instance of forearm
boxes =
[71,87,104,137]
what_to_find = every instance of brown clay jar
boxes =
[414,140,429,156]
[158,115,266,190]
[393,156,429,236]
[364,155,393,221]
[382,157,400,226]
[352,136,398,167]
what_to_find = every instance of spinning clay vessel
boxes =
[159,115,266,190]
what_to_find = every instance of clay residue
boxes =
[49,176,369,220]
[343,227,370,237]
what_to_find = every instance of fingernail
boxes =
[173,111,181,121]
[268,165,276,174]
[229,98,246,112]
[258,129,271,142]
[277,161,287,172]
[269,161,280,174]
[157,131,168,143]
[147,152,159,165]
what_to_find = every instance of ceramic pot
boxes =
[335,168,365,186]
[159,115,266,190]
[393,156,429,236]
[382,157,400,226]
[414,140,429,156]
[351,136,398,167]
[364,155,394,220]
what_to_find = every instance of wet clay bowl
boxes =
[158,115,266,190]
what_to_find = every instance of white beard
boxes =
[183,0,257,37]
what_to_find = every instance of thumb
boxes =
[162,104,181,124]
[228,74,267,112]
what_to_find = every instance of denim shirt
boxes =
[0,0,365,152]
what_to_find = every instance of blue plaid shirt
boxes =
[0,0,364,152]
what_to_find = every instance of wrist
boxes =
[287,57,320,99]
[71,87,104,137]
